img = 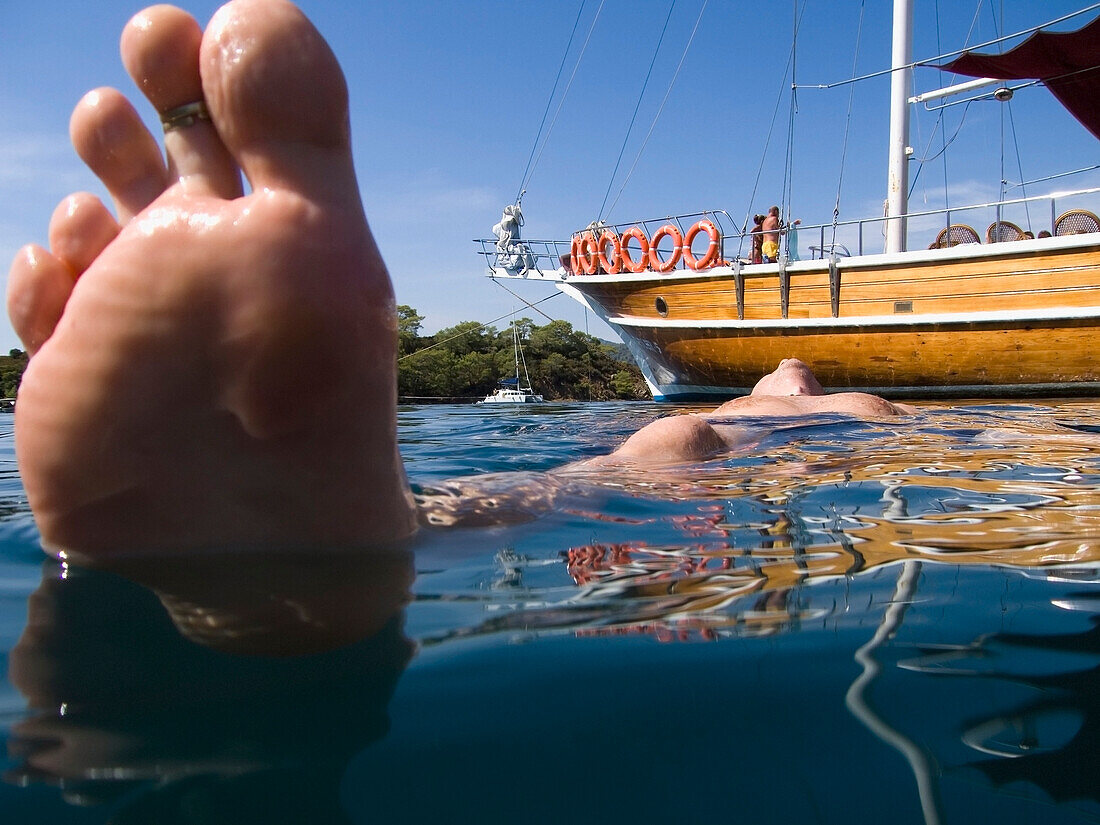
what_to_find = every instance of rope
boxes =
[1008,165,1100,187]
[990,0,1006,210]
[908,0,950,208]
[932,0,950,216]
[520,0,608,197]
[736,11,800,253]
[398,292,562,362]
[1006,101,1032,230]
[516,1,587,202]
[909,101,972,167]
[603,0,709,218]
[597,0,678,220]
[781,1,808,234]
[490,278,561,324]
[830,0,865,247]
[939,0,951,209]
[796,3,1100,90]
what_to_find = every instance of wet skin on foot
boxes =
[7,0,417,557]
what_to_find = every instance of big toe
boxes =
[200,0,356,196]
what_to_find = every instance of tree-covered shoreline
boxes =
[0,311,651,405]
[397,306,649,402]
[0,350,26,401]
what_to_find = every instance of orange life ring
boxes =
[619,226,650,273]
[682,220,721,270]
[569,235,583,275]
[648,224,683,273]
[597,229,622,274]
[574,231,599,275]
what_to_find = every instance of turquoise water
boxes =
[1,401,1100,823]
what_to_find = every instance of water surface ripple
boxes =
[1,402,1099,823]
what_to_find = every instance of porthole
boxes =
[655,296,669,316]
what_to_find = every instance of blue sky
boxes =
[2,0,1098,353]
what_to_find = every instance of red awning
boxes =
[941,15,1100,139]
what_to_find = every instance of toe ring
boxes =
[160,100,211,133]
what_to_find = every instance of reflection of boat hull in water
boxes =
[478,8,1100,400]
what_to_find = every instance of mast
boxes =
[885,0,913,254]
[512,321,521,386]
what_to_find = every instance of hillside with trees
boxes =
[0,315,651,406]
[397,306,649,402]
[0,350,26,401]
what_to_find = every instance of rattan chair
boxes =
[931,224,980,248]
[1054,209,1100,236]
[985,221,1026,243]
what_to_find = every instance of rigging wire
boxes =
[912,0,981,208]
[795,3,1100,90]
[1006,165,1100,188]
[781,1,808,230]
[596,0,678,220]
[907,0,940,207]
[985,0,1033,231]
[397,292,563,362]
[603,0,709,219]
[1005,100,1032,230]
[490,278,562,324]
[518,0,608,199]
[923,64,1100,113]
[910,102,972,168]
[989,0,1007,210]
[736,13,800,249]
[909,0,1019,213]
[830,0,866,248]
[938,0,951,209]
[515,1,588,203]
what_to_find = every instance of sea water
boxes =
[0,401,1099,824]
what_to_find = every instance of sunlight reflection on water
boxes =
[1,402,1100,823]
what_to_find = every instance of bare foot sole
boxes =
[7,0,417,558]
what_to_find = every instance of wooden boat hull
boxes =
[553,236,1100,399]
[614,318,1100,398]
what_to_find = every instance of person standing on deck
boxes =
[761,206,781,262]
[750,214,765,263]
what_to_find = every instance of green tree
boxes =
[397,305,424,357]
[612,370,648,400]
[0,349,27,400]
[395,306,648,402]
[432,321,495,357]
[399,347,456,398]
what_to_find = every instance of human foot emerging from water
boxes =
[7,0,417,557]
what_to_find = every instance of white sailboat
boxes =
[479,321,545,404]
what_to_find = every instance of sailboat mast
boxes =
[885,0,913,254]
[512,321,521,386]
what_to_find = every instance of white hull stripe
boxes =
[609,305,1100,330]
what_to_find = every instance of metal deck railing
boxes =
[475,187,1100,275]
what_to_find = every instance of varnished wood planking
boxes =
[628,320,1100,388]
[572,244,1100,322]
